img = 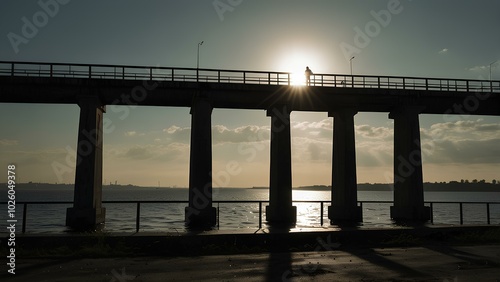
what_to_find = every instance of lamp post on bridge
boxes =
[489,60,499,81]
[350,56,355,76]
[490,60,498,93]
[197,41,204,81]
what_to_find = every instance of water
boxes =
[1,186,499,233]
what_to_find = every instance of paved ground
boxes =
[2,245,500,281]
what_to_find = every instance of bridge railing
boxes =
[1,61,499,92]
[309,74,500,92]
[4,200,499,233]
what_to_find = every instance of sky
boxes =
[1,0,499,187]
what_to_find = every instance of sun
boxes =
[276,51,322,86]
[290,71,306,86]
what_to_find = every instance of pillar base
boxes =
[185,207,217,229]
[66,207,106,231]
[390,206,431,222]
[328,205,362,224]
[265,205,297,226]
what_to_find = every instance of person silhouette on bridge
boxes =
[305,66,313,86]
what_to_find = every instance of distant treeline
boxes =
[293,181,500,192]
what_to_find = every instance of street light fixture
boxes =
[197,41,204,81]
[350,56,355,76]
[489,60,499,81]
[197,41,204,69]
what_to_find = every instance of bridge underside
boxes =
[2,77,500,230]
[1,77,500,115]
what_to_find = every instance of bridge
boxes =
[1,61,499,230]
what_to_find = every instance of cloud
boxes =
[291,137,331,163]
[293,119,332,131]
[164,126,181,134]
[420,119,500,164]
[425,120,500,141]
[213,125,270,145]
[118,143,188,162]
[438,48,448,54]
[356,143,392,167]
[292,119,332,140]
[124,131,137,137]
[0,139,19,146]
[124,146,152,159]
[0,147,75,183]
[423,138,500,164]
[356,125,392,140]
[163,126,190,143]
[469,65,488,72]
[161,124,272,145]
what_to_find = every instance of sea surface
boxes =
[1,186,499,233]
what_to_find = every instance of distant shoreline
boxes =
[4,182,500,192]
[253,183,500,192]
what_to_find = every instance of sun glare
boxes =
[277,51,323,86]
[291,71,306,86]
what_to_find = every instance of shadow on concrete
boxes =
[342,248,431,279]
[265,226,292,281]
[0,258,77,279]
[423,244,499,268]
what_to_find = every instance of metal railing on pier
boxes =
[1,61,499,93]
[6,200,500,233]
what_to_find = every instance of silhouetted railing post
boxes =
[459,203,463,225]
[243,72,246,84]
[10,63,14,76]
[136,202,140,232]
[150,68,153,81]
[217,202,220,229]
[430,202,434,224]
[88,66,92,79]
[218,71,221,83]
[258,201,262,229]
[268,73,271,85]
[486,203,490,225]
[287,73,290,85]
[50,64,53,78]
[320,202,324,226]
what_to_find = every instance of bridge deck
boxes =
[1,61,499,115]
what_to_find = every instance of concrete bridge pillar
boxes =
[266,105,297,225]
[328,109,362,224]
[389,107,431,222]
[185,97,216,228]
[66,96,106,230]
